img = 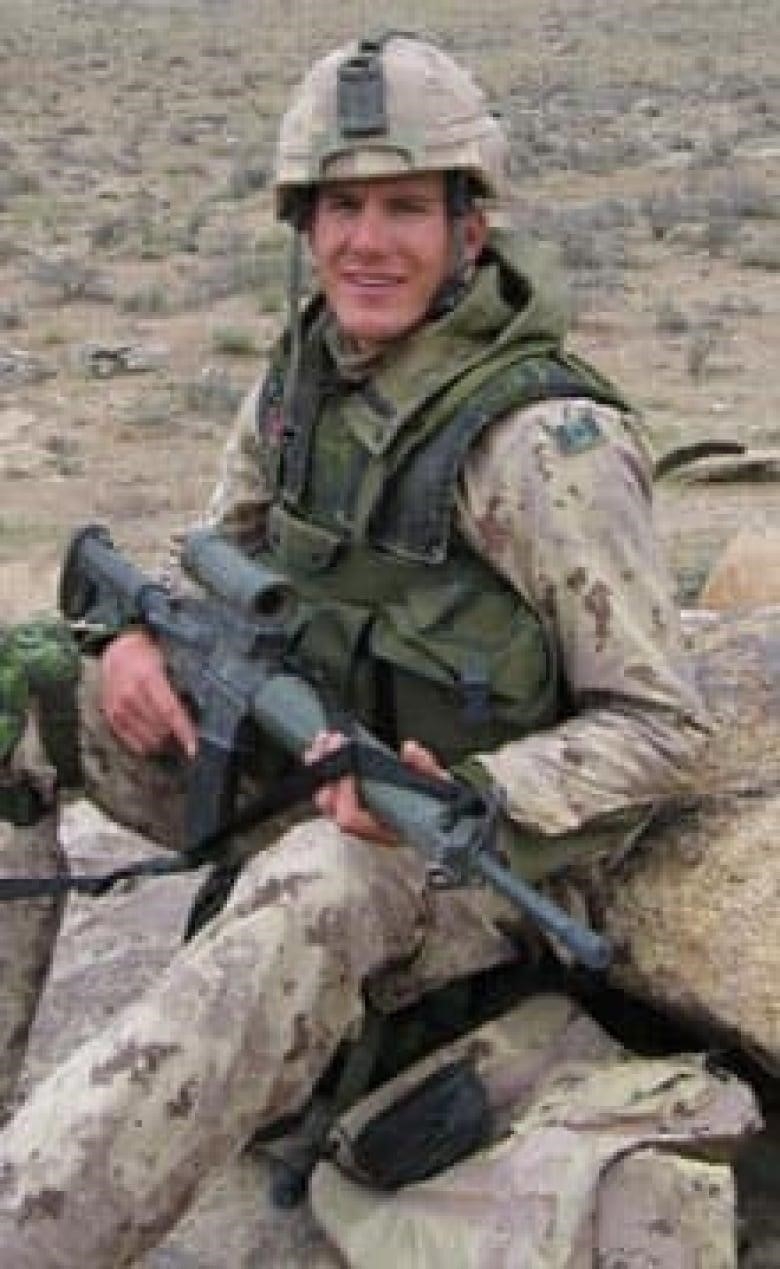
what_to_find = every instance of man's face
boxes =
[308,172,487,350]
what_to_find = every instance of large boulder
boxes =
[698,529,780,610]
[597,604,780,1070]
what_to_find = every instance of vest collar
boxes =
[319,235,566,458]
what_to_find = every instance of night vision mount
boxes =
[337,31,417,139]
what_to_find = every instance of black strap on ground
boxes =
[0,742,461,903]
[653,438,745,480]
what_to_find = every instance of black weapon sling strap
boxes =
[0,740,475,906]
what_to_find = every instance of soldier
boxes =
[0,34,713,1267]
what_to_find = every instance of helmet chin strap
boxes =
[427,171,475,319]
[282,201,309,433]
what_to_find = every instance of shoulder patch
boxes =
[552,408,604,456]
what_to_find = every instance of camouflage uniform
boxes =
[0,33,712,1269]
[0,384,710,1269]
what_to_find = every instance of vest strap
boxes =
[366,351,629,560]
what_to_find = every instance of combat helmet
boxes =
[273,34,512,422]
[273,32,512,226]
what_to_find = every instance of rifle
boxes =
[57,524,612,972]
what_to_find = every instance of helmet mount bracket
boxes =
[337,48,387,139]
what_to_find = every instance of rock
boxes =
[73,341,169,377]
[0,347,56,388]
[596,606,780,1070]
[699,529,780,609]
[0,305,22,331]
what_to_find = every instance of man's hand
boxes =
[304,731,449,845]
[100,629,198,758]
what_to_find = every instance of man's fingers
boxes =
[100,630,197,758]
[400,739,450,781]
[145,677,198,758]
[330,777,398,845]
[305,730,399,844]
[116,715,167,757]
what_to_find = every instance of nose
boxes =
[348,199,390,254]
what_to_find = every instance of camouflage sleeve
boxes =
[456,398,712,836]
[200,377,275,551]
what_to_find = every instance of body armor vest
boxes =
[254,246,628,765]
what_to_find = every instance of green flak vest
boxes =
[254,328,627,768]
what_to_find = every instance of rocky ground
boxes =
[1,0,778,1263]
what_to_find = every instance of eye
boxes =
[387,196,433,216]
[322,189,362,214]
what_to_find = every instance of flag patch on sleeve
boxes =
[552,409,604,456]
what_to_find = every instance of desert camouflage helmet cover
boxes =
[274,33,512,221]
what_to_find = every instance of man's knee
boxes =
[223,820,430,975]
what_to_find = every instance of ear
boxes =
[304,202,322,275]
[304,200,318,251]
[462,208,489,265]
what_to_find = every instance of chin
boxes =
[340,314,416,348]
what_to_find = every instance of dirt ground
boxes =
[1,0,778,1264]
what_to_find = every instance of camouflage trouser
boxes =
[0,664,519,1268]
[0,659,188,1122]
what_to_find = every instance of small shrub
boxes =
[709,177,780,222]
[690,135,732,169]
[40,327,66,346]
[137,219,177,261]
[686,331,717,381]
[89,216,130,250]
[29,255,114,303]
[211,326,259,357]
[226,161,269,200]
[121,285,172,316]
[739,240,780,271]
[655,299,690,335]
[182,367,243,420]
[121,391,177,429]
[0,168,41,199]
[643,190,692,240]
[257,283,286,317]
[0,304,22,331]
[189,249,285,305]
[176,203,213,254]
[703,213,740,258]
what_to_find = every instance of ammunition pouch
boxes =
[329,1057,492,1189]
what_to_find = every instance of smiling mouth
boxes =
[342,274,405,289]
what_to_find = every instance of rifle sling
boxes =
[0,742,463,903]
